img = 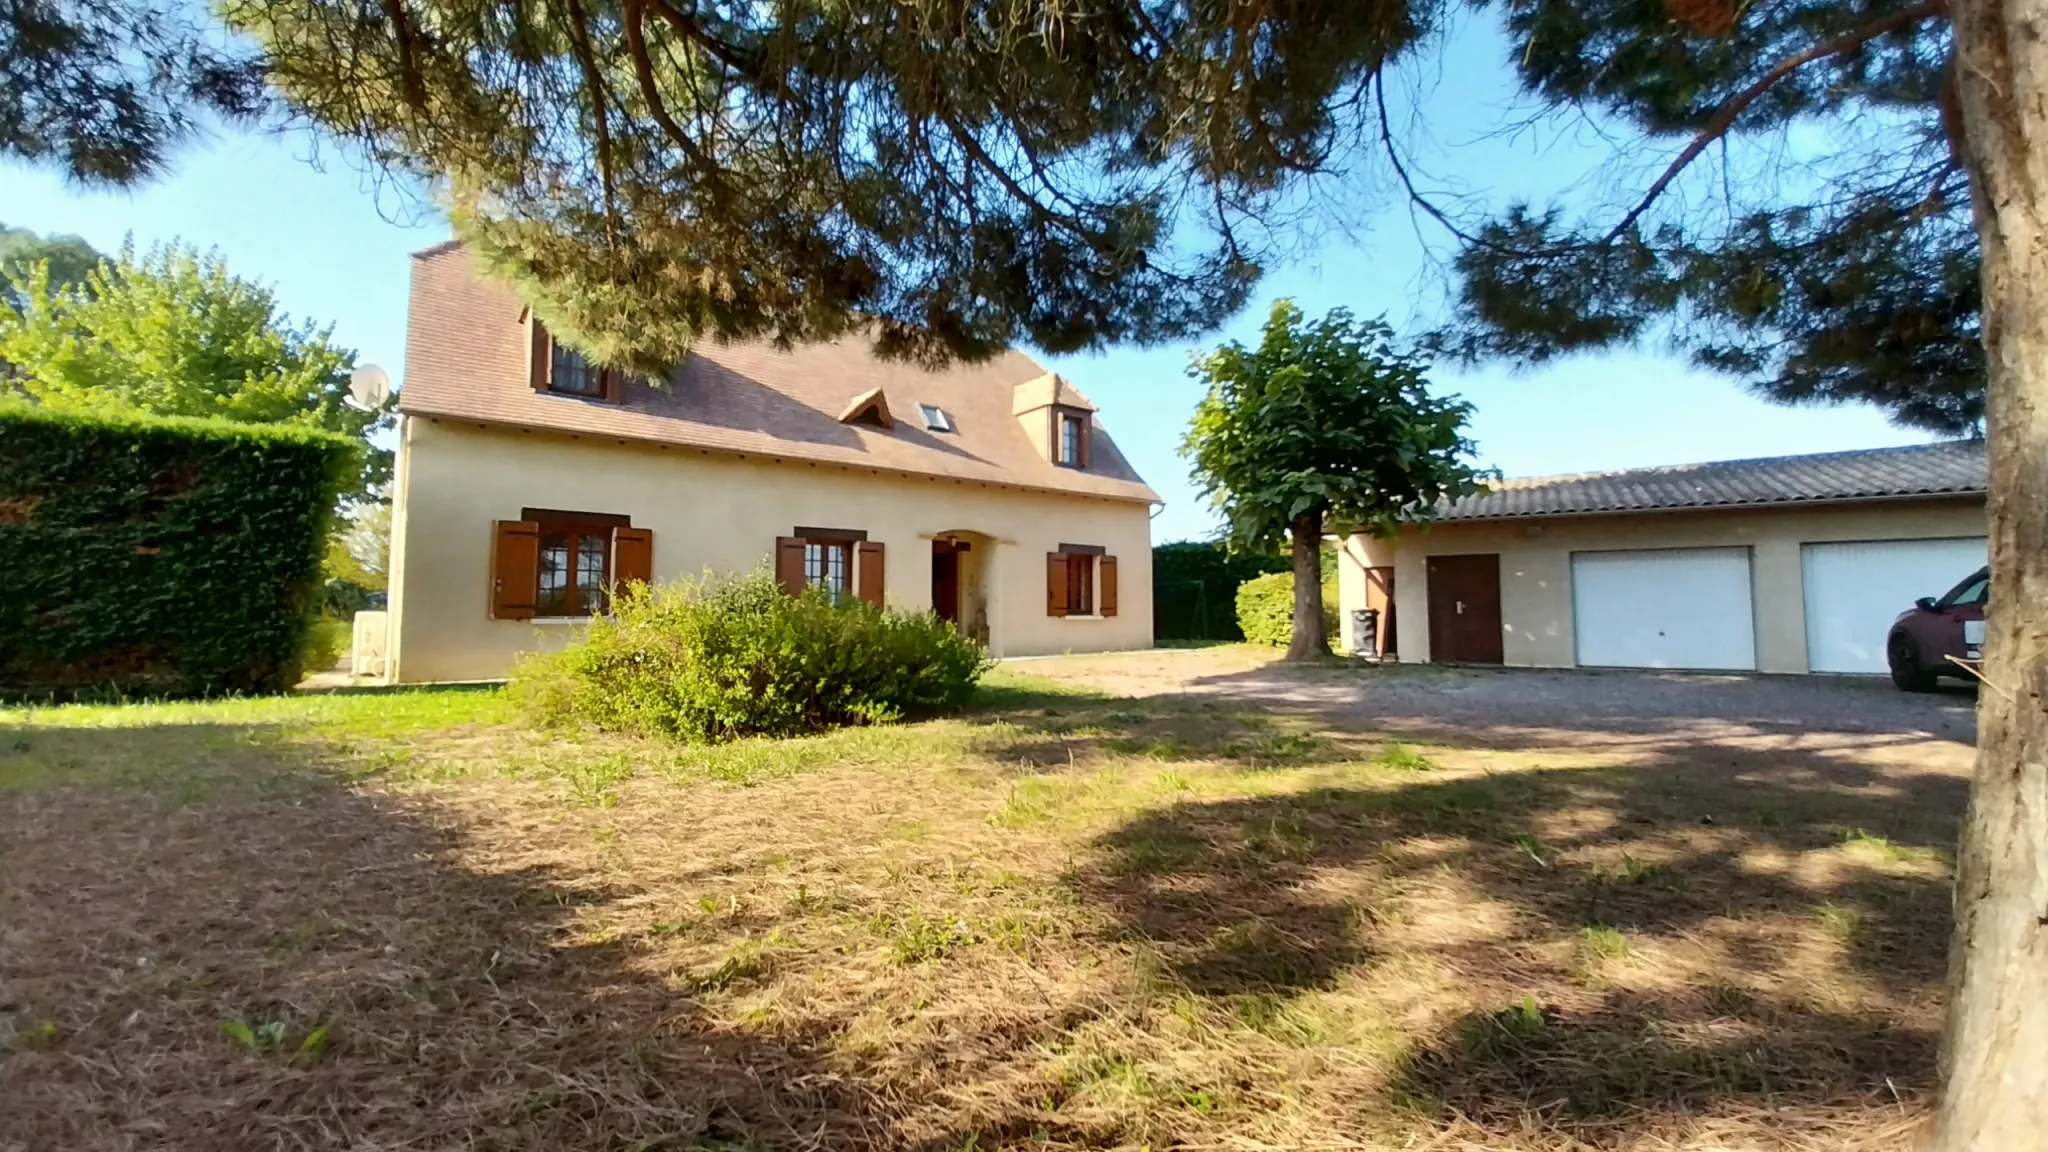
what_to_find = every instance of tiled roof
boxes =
[1436,440,1987,521]
[397,245,1159,504]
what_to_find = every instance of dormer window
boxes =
[550,344,603,398]
[1054,406,1090,468]
[919,403,953,432]
[527,314,621,401]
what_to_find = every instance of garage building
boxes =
[1336,441,1987,675]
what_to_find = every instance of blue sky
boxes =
[0,16,1931,544]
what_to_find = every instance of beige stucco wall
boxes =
[385,418,1155,682]
[1337,498,1986,673]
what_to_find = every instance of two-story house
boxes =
[378,243,1157,683]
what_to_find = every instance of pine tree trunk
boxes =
[1284,508,1328,662]
[1936,0,2048,1145]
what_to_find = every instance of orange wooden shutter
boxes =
[600,368,625,403]
[1078,415,1091,468]
[1046,552,1070,617]
[529,317,551,392]
[856,540,885,606]
[490,520,540,620]
[612,527,653,598]
[775,536,807,596]
[1099,555,1118,617]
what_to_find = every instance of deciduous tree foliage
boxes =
[1183,300,1485,661]
[0,222,103,309]
[0,241,391,495]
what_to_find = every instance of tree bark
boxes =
[1284,508,1329,662]
[1937,0,2048,1146]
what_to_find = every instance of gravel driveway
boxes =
[1012,647,1981,771]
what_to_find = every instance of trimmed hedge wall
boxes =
[1152,541,1290,641]
[0,406,357,699]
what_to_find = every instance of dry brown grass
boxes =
[0,659,1965,1151]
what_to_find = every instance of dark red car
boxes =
[1887,565,1988,691]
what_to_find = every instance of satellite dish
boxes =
[346,364,391,412]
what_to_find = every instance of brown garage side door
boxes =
[1427,553,1504,665]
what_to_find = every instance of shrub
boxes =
[301,615,352,674]
[511,570,991,741]
[0,406,357,699]
[1236,571,1339,647]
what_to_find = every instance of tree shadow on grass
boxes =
[1065,736,1963,1141]
[0,722,874,1150]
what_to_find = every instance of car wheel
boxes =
[1890,634,1938,693]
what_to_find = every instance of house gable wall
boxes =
[1337,498,1986,673]
[386,418,1154,683]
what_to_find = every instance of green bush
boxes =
[1236,571,1340,647]
[0,406,357,699]
[301,615,352,674]
[512,571,992,741]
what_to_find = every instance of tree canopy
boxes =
[0,241,391,495]
[0,0,264,184]
[1420,0,1979,434]
[1183,299,1485,657]
[0,223,103,310]
[206,0,1420,371]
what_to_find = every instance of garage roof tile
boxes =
[1436,440,1986,522]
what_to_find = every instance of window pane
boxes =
[575,534,607,613]
[827,543,847,596]
[805,542,823,585]
[1061,416,1080,463]
[538,534,570,615]
[550,345,602,396]
[1068,554,1093,614]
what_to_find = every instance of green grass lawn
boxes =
[0,663,1959,1150]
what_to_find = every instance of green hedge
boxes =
[0,406,357,699]
[1236,570,1340,647]
[512,571,991,741]
[1152,541,1291,640]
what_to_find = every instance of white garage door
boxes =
[1802,538,1988,674]
[1572,548,1757,670]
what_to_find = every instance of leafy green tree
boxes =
[0,223,103,309]
[1183,300,1486,661]
[0,241,390,495]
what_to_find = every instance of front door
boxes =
[932,542,961,623]
[1427,553,1504,664]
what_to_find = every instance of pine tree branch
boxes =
[1600,0,1949,243]
[1372,72,1518,254]
[559,0,620,245]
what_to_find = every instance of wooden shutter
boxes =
[1099,555,1118,617]
[600,368,625,403]
[612,527,653,597]
[1046,552,1070,617]
[856,540,885,606]
[490,520,540,620]
[1077,414,1091,468]
[529,317,551,392]
[776,536,807,596]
